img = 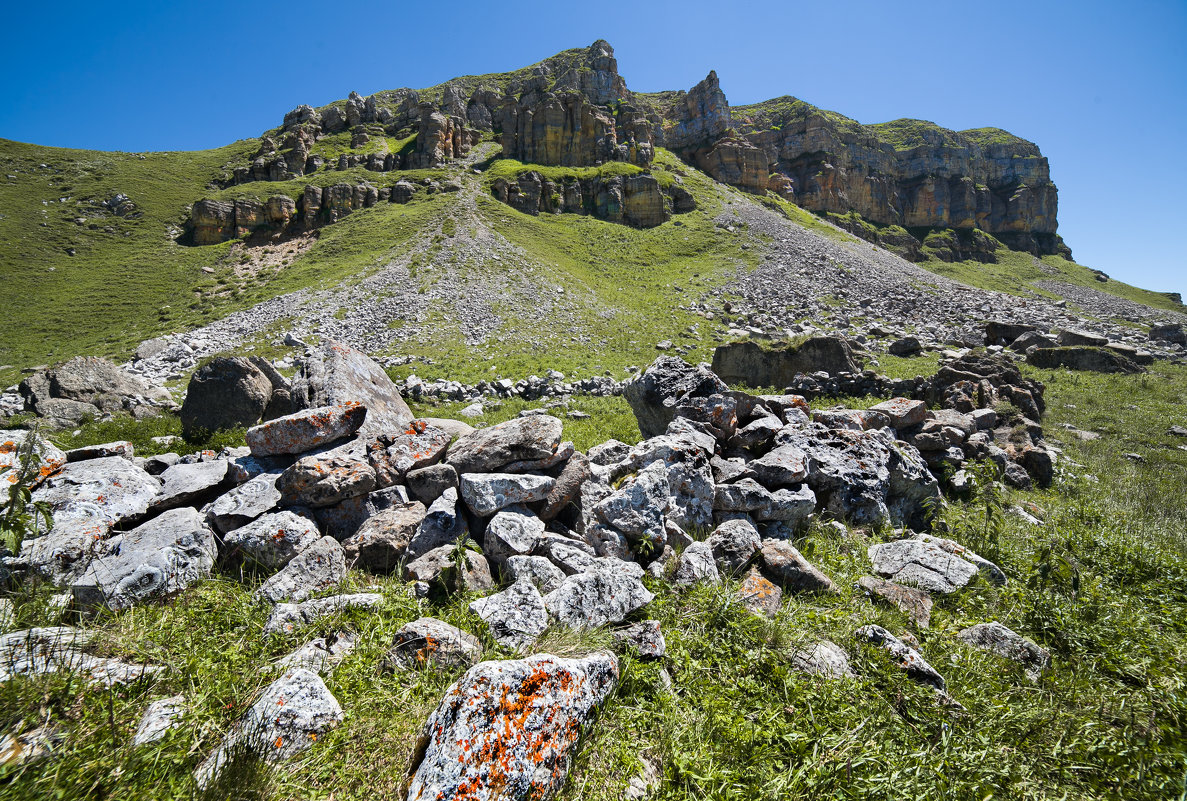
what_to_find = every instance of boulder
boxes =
[289,341,412,438]
[745,444,810,487]
[404,544,494,594]
[342,501,426,573]
[152,459,232,512]
[447,416,564,473]
[407,488,469,560]
[194,668,342,790]
[706,518,761,576]
[544,565,653,630]
[25,457,162,585]
[623,356,728,438]
[254,536,347,604]
[503,555,567,594]
[222,511,321,572]
[245,403,367,457]
[985,321,1038,346]
[278,453,377,508]
[312,484,410,540]
[71,507,217,611]
[710,337,861,389]
[263,592,383,636]
[867,538,979,594]
[0,429,67,485]
[888,337,923,357]
[483,506,546,568]
[276,631,356,675]
[858,575,933,628]
[958,621,1051,679]
[737,568,782,616]
[789,640,854,679]
[612,620,665,659]
[459,472,555,516]
[592,460,669,551]
[539,452,591,522]
[1057,328,1108,347]
[673,541,721,587]
[855,624,946,692]
[180,356,273,437]
[405,652,618,801]
[469,579,551,652]
[758,539,835,593]
[205,472,283,533]
[367,420,452,487]
[19,356,168,418]
[405,463,459,505]
[386,617,482,670]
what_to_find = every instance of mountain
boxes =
[0,39,1181,387]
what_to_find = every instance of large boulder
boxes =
[245,403,368,457]
[71,507,217,611]
[405,652,618,801]
[386,617,482,670]
[277,452,377,508]
[624,357,728,438]
[367,420,452,486]
[290,341,412,438]
[710,337,862,389]
[0,429,67,486]
[1026,347,1144,374]
[543,565,654,630]
[19,356,169,419]
[180,357,273,437]
[221,511,321,572]
[446,416,564,474]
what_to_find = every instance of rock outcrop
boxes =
[491,170,690,228]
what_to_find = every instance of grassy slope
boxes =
[3,362,1186,800]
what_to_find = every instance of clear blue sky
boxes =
[3,0,1184,296]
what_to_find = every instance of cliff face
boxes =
[490,171,694,228]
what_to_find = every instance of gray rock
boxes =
[755,485,817,526]
[483,505,545,568]
[386,618,481,670]
[504,555,567,593]
[405,652,618,801]
[758,539,835,593]
[624,356,729,438]
[289,340,412,439]
[858,575,933,628]
[222,511,320,572]
[868,538,979,594]
[404,544,494,593]
[916,534,1007,586]
[407,488,468,561]
[65,441,134,463]
[613,620,665,658]
[205,472,282,533]
[789,640,854,679]
[459,472,554,516]
[25,457,161,584]
[537,538,599,575]
[958,621,1051,679]
[447,415,564,473]
[1,429,67,480]
[341,501,426,573]
[868,398,928,428]
[132,695,186,746]
[180,356,273,437]
[588,439,631,466]
[592,460,669,550]
[539,452,591,522]
[152,459,231,512]
[263,593,383,636]
[470,579,551,651]
[193,668,343,790]
[278,452,376,508]
[367,420,452,487]
[737,568,783,617]
[706,518,762,576]
[276,631,356,675]
[673,541,720,587]
[405,462,459,505]
[855,624,946,691]
[72,507,217,611]
[312,484,410,540]
[746,444,810,487]
[254,536,346,604]
[0,627,162,685]
[246,403,367,457]
[544,566,654,630]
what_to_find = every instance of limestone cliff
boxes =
[490,171,694,228]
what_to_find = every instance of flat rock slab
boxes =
[405,652,618,801]
[459,472,555,516]
[868,539,979,594]
[72,507,217,611]
[544,567,654,630]
[222,511,320,572]
[194,667,342,790]
[470,580,550,652]
[276,631,356,675]
[0,627,162,686]
[254,536,346,605]
[246,402,367,457]
[959,621,1051,679]
[869,398,927,428]
[152,459,232,512]
[66,440,134,462]
[367,420,451,487]
[790,640,854,679]
[855,624,946,692]
[386,618,481,670]
[26,456,161,584]
[447,415,564,473]
[738,568,782,617]
[916,534,1007,585]
[132,695,186,746]
[858,575,933,628]
[205,472,283,533]
[263,593,383,636]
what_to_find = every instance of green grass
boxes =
[3,365,1187,799]
[484,158,644,184]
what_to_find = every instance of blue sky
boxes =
[3,0,1184,295]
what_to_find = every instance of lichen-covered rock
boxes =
[745,444,810,487]
[404,544,494,594]
[858,575,933,628]
[246,403,367,457]
[407,488,468,561]
[151,459,231,512]
[0,429,67,486]
[958,621,1051,679]
[612,620,666,658]
[758,539,835,593]
[406,463,459,506]
[405,652,618,801]
[916,534,1007,585]
[592,460,669,550]
[132,695,186,746]
[205,472,283,533]
[869,398,928,429]
[276,631,356,675]
[367,419,452,487]
[469,579,551,652]
[483,506,546,568]
[254,536,346,604]
[544,566,654,630]
[868,538,979,594]
[289,341,413,439]
[789,640,854,679]
[194,668,342,790]
[386,617,482,670]
[504,555,567,594]
[72,507,217,611]
[342,501,426,573]
[705,518,762,576]
[673,541,720,587]
[447,416,564,473]
[25,457,162,585]
[738,568,783,617]
[624,356,728,439]
[855,624,946,692]
[459,472,555,516]
[539,452,591,522]
[222,511,320,572]
[278,453,377,508]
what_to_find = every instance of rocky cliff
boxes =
[190,39,1066,256]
